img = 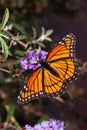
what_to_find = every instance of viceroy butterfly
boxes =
[17,33,78,104]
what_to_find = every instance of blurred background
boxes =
[0,0,87,130]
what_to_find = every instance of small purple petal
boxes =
[34,124,42,130]
[20,58,29,70]
[24,124,33,130]
[24,119,65,130]
[20,50,47,71]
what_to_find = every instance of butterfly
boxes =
[17,33,78,104]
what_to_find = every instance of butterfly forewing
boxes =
[17,68,44,104]
[47,33,76,62]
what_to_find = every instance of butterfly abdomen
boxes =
[41,62,59,77]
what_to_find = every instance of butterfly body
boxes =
[17,33,78,104]
[41,62,59,78]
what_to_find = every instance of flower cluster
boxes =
[24,119,65,130]
[20,50,47,71]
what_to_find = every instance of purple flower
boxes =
[20,50,47,71]
[24,119,65,130]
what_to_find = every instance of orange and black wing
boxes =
[17,68,45,104]
[43,33,78,96]
[17,33,78,104]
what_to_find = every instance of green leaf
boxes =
[0,8,9,31]
[16,124,19,130]
[10,60,20,65]
[32,26,37,39]
[0,31,9,40]
[45,29,54,37]
[11,35,26,41]
[14,50,26,56]
[0,36,9,58]
[8,60,20,70]
[6,102,15,122]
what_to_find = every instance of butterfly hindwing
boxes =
[43,68,64,96]
[44,59,76,96]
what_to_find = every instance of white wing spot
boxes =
[36,94,39,96]
[22,99,24,102]
[40,92,43,95]
[32,95,34,97]
[60,89,63,92]
[20,91,22,94]
[26,87,28,91]
[67,35,70,37]
[24,85,26,89]
[18,96,20,99]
